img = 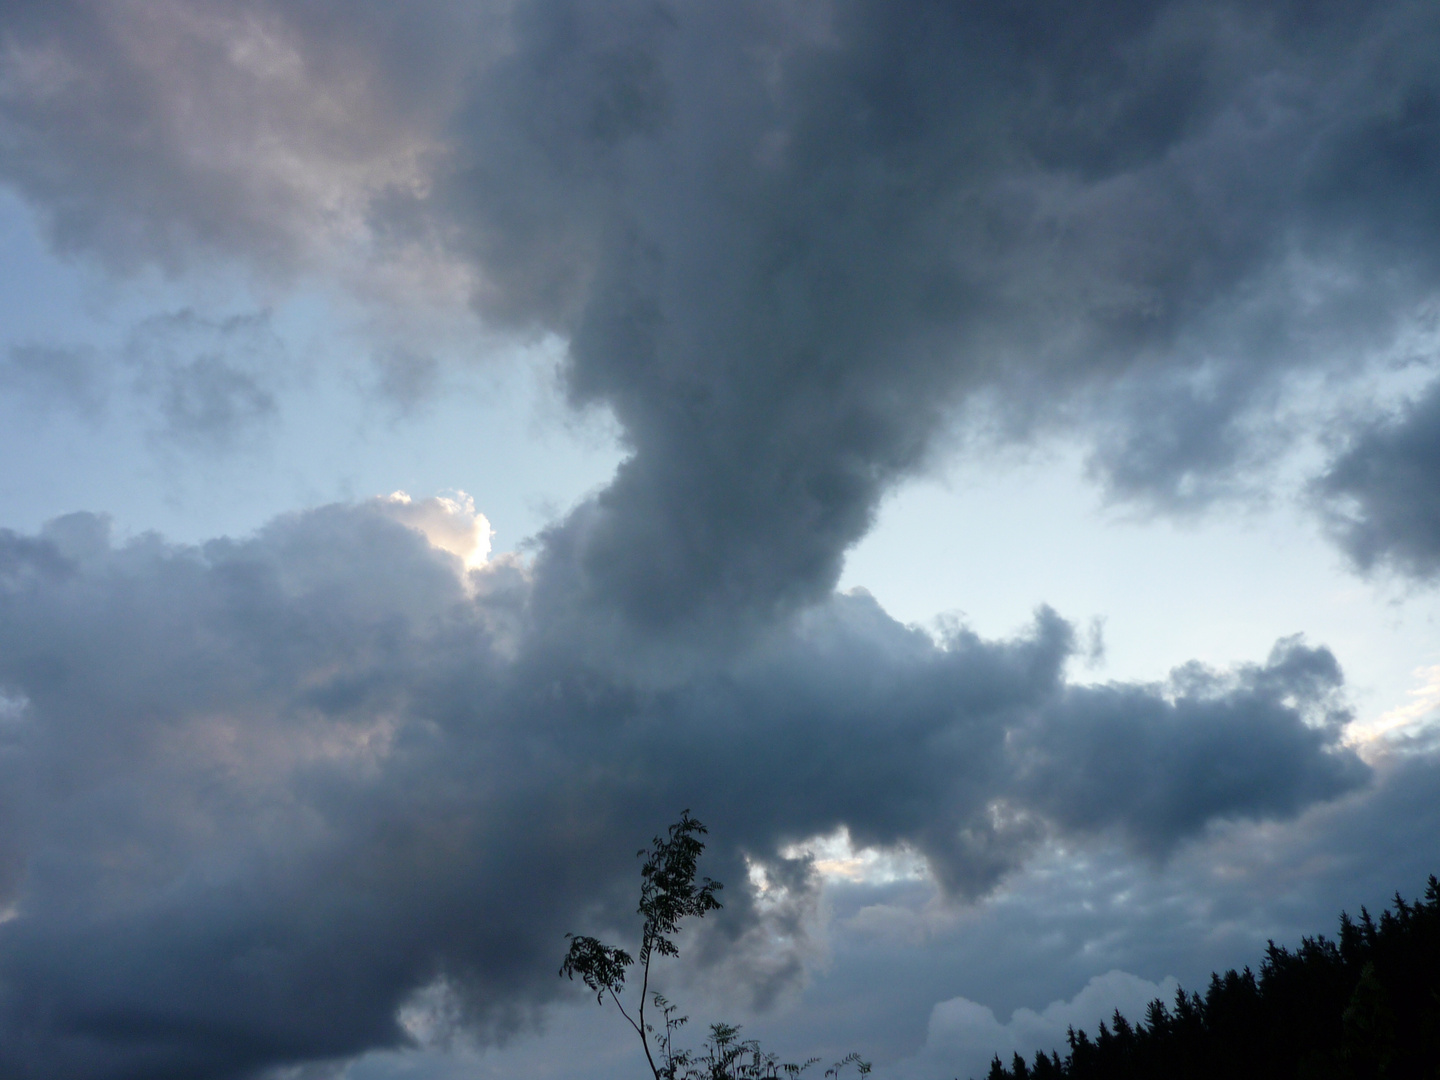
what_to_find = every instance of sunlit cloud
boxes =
[377,489,493,571]
[1346,663,1440,754]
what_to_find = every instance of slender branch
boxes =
[566,814,866,1079]
[638,932,660,1080]
[610,991,645,1042]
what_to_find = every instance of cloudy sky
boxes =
[1,2,1439,1078]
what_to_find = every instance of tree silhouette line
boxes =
[561,814,1437,1080]
[976,876,1440,1080]
[562,811,871,1080]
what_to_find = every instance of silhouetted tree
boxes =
[971,875,1440,1080]
[561,811,871,1080]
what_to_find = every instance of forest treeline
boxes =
[975,875,1440,1080]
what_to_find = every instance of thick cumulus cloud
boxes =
[441,0,1440,620]
[1318,376,1440,578]
[0,0,483,279]
[0,1,1432,1076]
[0,504,1365,1077]
[6,2,1440,608]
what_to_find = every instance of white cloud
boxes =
[779,827,928,888]
[376,490,493,571]
[1347,663,1440,754]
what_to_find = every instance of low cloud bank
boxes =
[0,501,1366,1077]
[897,970,1182,1080]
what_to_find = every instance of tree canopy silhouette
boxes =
[561,811,870,1080]
[975,875,1440,1080]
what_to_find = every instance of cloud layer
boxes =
[0,1,1438,1077]
[901,969,1183,1080]
[0,503,1366,1077]
[6,1,1440,601]
[1319,376,1440,578]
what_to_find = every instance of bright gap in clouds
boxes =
[0,191,626,550]
[378,491,493,571]
[778,828,928,888]
[841,445,1440,750]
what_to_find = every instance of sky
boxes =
[0,2,1439,1078]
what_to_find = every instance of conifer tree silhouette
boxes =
[972,875,1440,1080]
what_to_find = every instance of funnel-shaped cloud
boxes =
[5,2,1440,614]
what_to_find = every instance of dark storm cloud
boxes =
[0,1,1432,1077]
[434,0,1440,620]
[5,2,1440,615]
[0,505,1366,1078]
[1317,376,1440,578]
[784,750,1440,1072]
[1014,637,1362,854]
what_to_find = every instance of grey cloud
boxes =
[749,751,1440,1073]
[0,0,482,274]
[1317,376,1440,577]
[1015,637,1362,855]
[0,504,1367,1078]
[6,3,1440,617]
[152,354,276,446]
[429,0,1440,624]
[898,969,1183,1080]
[0,311,284,450]
[0,3,1431,1077]
[1084,361,1286,510]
